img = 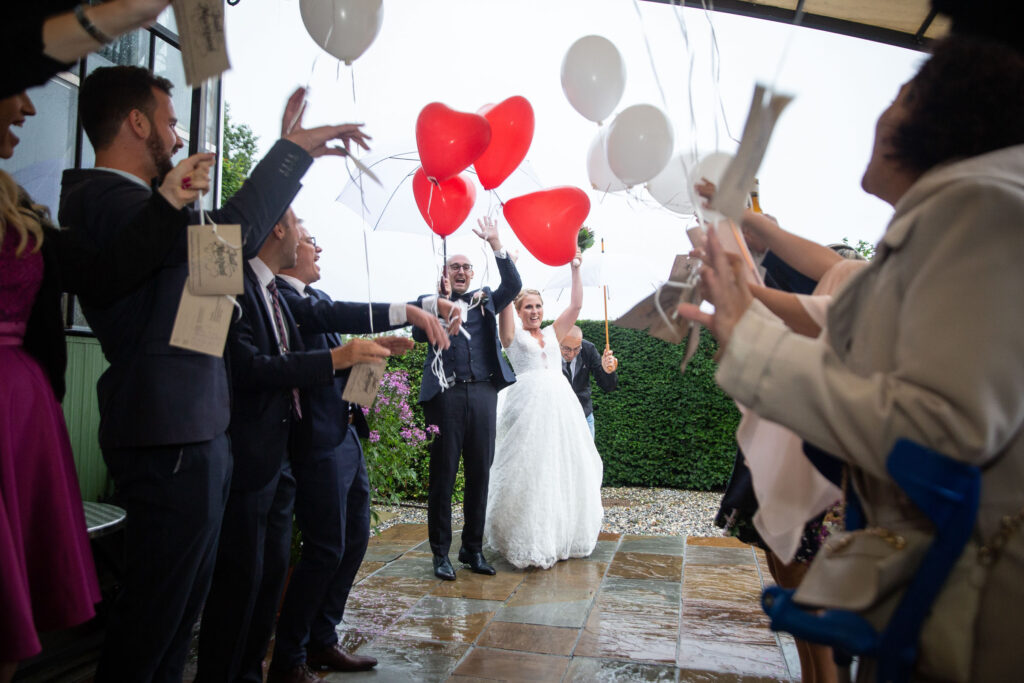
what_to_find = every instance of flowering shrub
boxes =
[362,369,437,506]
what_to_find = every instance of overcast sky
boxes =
[222,0,922,320]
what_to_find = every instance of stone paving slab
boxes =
[318,526,794,682]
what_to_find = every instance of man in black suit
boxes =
[58,67,367,683]
[415,217,521,580]
[269,223,381,680]
[559,326,618,438]
[196,208,450,683]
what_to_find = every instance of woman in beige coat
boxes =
[681,33,1024,681]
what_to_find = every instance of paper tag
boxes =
[342,362,386,407]
[710,83,793,223]
[169,283,233,356]
[172,0,231,87]
[187,224,243,295]
[617,255,702,345]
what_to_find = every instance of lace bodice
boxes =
[504,326,561,376]
[0,228,43,326]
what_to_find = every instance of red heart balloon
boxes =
[474,96,535,190]
[412,167,477,238]
[416,102,492,183]
[503,187,591,266]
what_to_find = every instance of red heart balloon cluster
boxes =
[413,97,591,265]
[414,98,536,237]
[503,187,591,267]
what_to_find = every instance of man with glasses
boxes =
[559,326,618,438]
[414,217,521,581]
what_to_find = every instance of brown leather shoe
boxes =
[266,662,320,683]
[306,643,377,672]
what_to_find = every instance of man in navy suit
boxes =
[196,208,450,683]
[559,326,618,438]
[270,223,379,680]
[58,67,368,683]
[415,217,521,580]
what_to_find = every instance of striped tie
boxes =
[266,279,302,419]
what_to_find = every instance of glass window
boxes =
[2,78,78,215]
[156,6,178,35]
[93,28,150,71]
[153,36,193,137]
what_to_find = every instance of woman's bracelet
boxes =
[74,4,114,45]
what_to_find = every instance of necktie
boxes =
[266,279,303,419]
[563,359,572,381]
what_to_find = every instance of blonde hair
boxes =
[513,288,543,311]
[0,170,45,257]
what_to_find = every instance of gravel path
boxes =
[374,487,723,537]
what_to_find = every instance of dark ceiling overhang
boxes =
[642,0,949,52]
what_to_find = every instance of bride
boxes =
[484,249,604,569]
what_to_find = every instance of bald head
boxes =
[446,253,474,295]
[560,326,583,362]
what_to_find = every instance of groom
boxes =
[415,217,521,580]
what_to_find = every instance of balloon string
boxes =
[769,0,807,92]
[631,0,669,109]
[698,1,732,147]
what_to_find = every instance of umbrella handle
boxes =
[603,284,610,350]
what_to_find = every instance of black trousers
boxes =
[95,434,232,683]
[423,381,497,557]
[272,427,371,668]
[195,463,296,683]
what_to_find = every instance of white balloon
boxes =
[646,152,698,215]
[692,152,734,222]
[300,0,384,66]
[586,128,626,193]
[560,35,626,124]
[606,104,674,187]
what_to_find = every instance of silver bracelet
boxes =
[74,4,114,45]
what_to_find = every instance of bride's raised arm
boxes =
[498,303,516,348]
[551,248,583,342]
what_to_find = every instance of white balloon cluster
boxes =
[561,35,675,194]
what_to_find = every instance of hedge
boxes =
[372,322,739,495]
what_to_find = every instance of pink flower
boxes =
[368,431,380,443]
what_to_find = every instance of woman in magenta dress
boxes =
[0,87,211,680]
[0,94,101,678]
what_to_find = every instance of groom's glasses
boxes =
[448,263,473,273]
[560,344,582,354]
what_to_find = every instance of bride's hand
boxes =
[571,247,582,269]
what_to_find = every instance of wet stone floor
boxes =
[301,524,800,682]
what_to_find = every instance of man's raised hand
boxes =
[281,87,372,159]
[472,216,503,250]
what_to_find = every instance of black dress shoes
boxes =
[306,643,377,671]
[458,548,496,575]
[433,554,456,580]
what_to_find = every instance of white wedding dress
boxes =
[484,325,604,569]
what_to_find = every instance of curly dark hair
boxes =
[891,35,1024,173]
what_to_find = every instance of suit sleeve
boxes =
[54,191,188,308]
[411,294,433,343]
[229,288,335,390]
[489,255,523,312]
[203,139,313,259]
[583,341,618,391]
[286,295,399,335]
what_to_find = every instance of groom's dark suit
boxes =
[414,254,521,559]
